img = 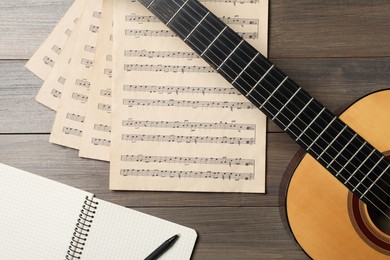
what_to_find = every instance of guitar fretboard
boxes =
[138,0,390,216]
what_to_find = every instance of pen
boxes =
[144,234,180,260]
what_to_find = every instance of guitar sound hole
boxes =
[367,204,390,236]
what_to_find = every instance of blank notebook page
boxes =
[82,199,197,259]
[0,163,89,259]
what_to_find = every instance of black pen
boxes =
[144,234,180,260]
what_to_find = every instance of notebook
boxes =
[0,163,197,259]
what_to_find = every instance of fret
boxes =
[200,26,227,57]
[361,164,390,199]
[334,139,366,175]
[146,0,157,8]
[284,98,313,132]
[217,39,244,71]
[184,11,210,42]
[295,107,325,142]
[346,148,375,186]
[166,0,189,25]
[317,125,347,159]
[352,155,384,192]
[272,87,301,121]
[231,53,259,84]
[246,65,274,97]
[306,116,337,152]
[259,76,288,110]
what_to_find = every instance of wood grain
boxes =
[1,0,390,258]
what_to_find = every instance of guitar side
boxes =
[286,89,390,259]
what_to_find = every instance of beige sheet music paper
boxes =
[110,0,269,192]
[25,0,86,80]
[50,0,103,149]
[35,0,87,110]
[79,0,113,160]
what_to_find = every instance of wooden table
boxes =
[1,1,390,259]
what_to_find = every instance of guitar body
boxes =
[286,90,390,259]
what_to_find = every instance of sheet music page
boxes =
[79,0,113,161]
[35,0,87,111]
[25,0,87,80]
[110,0,268,192]
[49,0,104,149]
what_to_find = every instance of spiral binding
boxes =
[66,195,99,259]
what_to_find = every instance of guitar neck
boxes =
[138,0,389,213]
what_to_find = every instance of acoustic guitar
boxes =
[138,0,390,258]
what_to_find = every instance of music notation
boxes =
[51,44,62,55]
[65,29,72,37]
[94,123,111,133]
[51,89,62,98]
[125,29,257,39]
[106,54,112,61]
[123,84,240,95]
[58,76,66,85]
[66,113,85,123]
[120,169,254,180]
[125,14,258,26]
[91,137,111,146]
[124,49,199,59]
[89,25,99,33]
[104,68,112,77]
[43,56,54,67]
[75,79,91,88]
[81,58,93,68]
[84,44,96,53]
[121,154,255,166]
[97,103,111,112]
[100,89,111,97]
[123,99,255,110]
[62,126,82,137]
[121,134,255,145]
[93,11,102,19]
[123,64,215,73]
[72,92,88,103]
[122,119,256,132]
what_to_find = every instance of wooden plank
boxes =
[1,59,389,133]
[270,0,390,58]
[1,1,390,59]
[137,207,308,259]
[0,133,299,207]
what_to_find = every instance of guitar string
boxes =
[146,0,390,214]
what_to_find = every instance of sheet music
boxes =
[25,0,87,81]
[35,1,87,111]
[79,0,113,161]
[49,0,103,149]
[110,0,268,192]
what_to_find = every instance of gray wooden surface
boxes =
[1,0,390,259]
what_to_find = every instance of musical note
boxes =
[121,154,255,166]
[123,64,215,73]
[51,45,62,55]
[123,99,255,110]
[120,169,254,181]
[43,56,54,67]
[124,49,199,59]
[125,14,259,26]
[106,54,112,61]
[122,84,240,95]
[58,76,66,85]
[75,79,91,88]
[66,113,85,123]
[62,126,82,137]
[100,89,111,97]
[122,119,256,132]
[97,103,111,112]
[121,134,255,145]
[65,29,72,36]
[93,11,102,19]
[94,123,111,133]
[91,137,111,146]
[89,25,99,33]
[125,29,257,39]
[81,58,93,68]
[104,68,112,77]
[51,89,62,98]
[71,92,88,103]
[84,44,96,53]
